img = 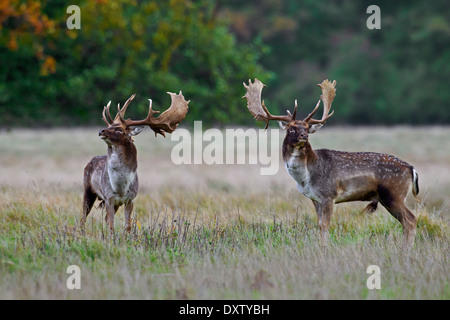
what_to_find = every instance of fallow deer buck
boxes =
[81,92,190,233]
[243,79,419,247]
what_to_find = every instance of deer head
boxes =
[100,91,190,145]
[243,78,336,148]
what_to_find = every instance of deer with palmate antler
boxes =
[243,79,419,248]
[81,92,190,233]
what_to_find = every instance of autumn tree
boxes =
[1,0,269,126]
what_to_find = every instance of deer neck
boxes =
[106,141,138,194]
[283,140,318,172]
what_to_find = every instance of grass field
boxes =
[0,126,448,299]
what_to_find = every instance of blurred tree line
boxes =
[0,0,449,127]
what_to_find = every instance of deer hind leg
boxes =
[80,188,97,232]
[402,206,417,249]
[383,201,417,249]
[312,199,334,247]
[377,185,417,248]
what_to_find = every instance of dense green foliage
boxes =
[1,0,448,126]
[224,0,450,125]
[1,0,269,126]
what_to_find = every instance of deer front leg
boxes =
[104,202,118,233]
[312,199,334,247]
[124,201,134,233]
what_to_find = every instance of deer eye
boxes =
[115,129,123,134]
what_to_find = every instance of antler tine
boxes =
[115,94,136,123]
[102,101,113,126]
[119,93,136,117]
[134,99,163,136]
[116,103,125,123]
[303,99,321,123]
[292,99,298,120]
[106,101,113,122]
[286,99,298,120]
[260,100,271,129]
[308,109,335,124]
[145,99,160,119]
[143,99,164,137]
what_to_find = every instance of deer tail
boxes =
[412,168,419,197]
[363,201,378,215]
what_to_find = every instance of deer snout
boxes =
[300,132,308,140]
[99,129,107,139]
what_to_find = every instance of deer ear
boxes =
[308,124,323,134]
[278,121,289,130]
[129,126,144,136]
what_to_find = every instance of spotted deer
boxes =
[81,92,190,233]
[243,79,419,247]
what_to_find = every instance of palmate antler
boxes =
[242,78,336,127]
[304,79,336,125]
[242,79,297,129]
[102,92,190,137]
